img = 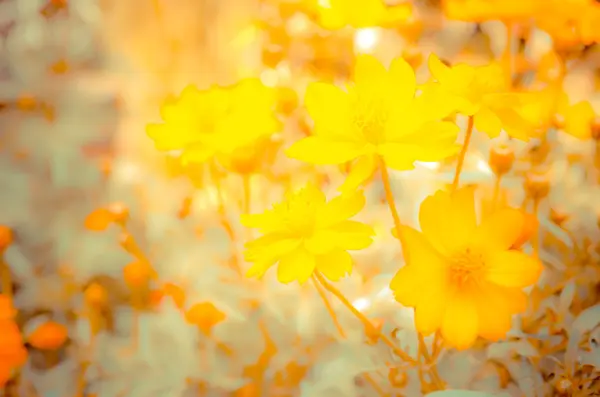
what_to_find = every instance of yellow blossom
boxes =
[146,78,280,166]
[315,0,412,29]
[442,0,545,22]
[242,184,374,284]
[428,54,534,140]
[557,95,596,140]
[286,55,459,193]
[390,188,542,350]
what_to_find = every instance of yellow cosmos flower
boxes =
[242,184,375,284]
[390,188,542,350]
[146,79,280,165]
[315,0,412,29]
[286,55,459,193]
[442,0,545,22]
[428,54,534,140]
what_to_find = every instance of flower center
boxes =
[448,249,484,287]
[353,95,389,145]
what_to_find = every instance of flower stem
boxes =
[378,158,408,261]
[314,272,415,365]
[452,116,475,192]
[311,274,346,338]
[532,199,540,259]
[362,373,389,397]
[492,174,502,210]
[0,255,12,304]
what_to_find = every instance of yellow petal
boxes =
[378,144,418,170]
[419,187,477,255]
[494,107,533,141]
[277,248,316,284]
[393,226,446,271]
[484,250,542,288]
[330,220,375,250]
[338,155,377,194]
[427,53,451,84]
[441,294,478,350]
[388,57,416,107]
[286,137,364,165]
[305,82,352,137]
[244,235,300,262]
[315,250,353,281]
[472,208,524,251]
[383,121,460,162]
[317,190,366,228]
[354,54,387,88]
[474,107,502,138]
[304,230,339,255]
[565,101,595,139]
[390,265,422,307]
[475,282,514,341]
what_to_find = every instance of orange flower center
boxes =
[448,249,484,288]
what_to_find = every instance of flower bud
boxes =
[550,208,569,227]
[524,171,550,201]
[107,202,129,225]
[0,226,13,252]
[84,283,108,307]
[489,143,515,176]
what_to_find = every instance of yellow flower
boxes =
[428,54,534,140]
[557,95,596,140]
[390,188,542,350]
[442,0,545,22]
[146,79,280,166]
[315,0,412,29]
[286,55,459,193]
[242,184,375,284]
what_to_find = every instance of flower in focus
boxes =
[389,188,542,349]
[428,54,535,140]
[287,55,459,193]
[147,79,280,167]
[315,0,412,29]
[242,184,374,284]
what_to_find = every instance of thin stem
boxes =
[418,334,444,390]
[314,272,416,365]
[0,256,12,304]
[378,158,408,261]
[492,174,502,210]
[532,199,541,259]
[362,373,389,397]
[504,22,514,85]
[452,116,475,192]
[311,275,346,338]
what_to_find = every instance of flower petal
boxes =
[286,137,364,165]
[315,250,353,281]
[317,190,366,228]
[419,187,477,255]
[472,208,525,251]
[390,265,422,307]
[277,248,316,284]
[388,57,416,107]
[484,250,542,288]
[354,54,388,88]
[305,82,352,137]
[330,220,375,250]
[474,282,514,341]
[338,154,377,194]
[441,294,479,350]
[304,230,338,255]
[393,226,446,271]
[474,107,502,138]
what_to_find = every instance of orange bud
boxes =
[49,59,69,74]
[512,212,538,249]
[16,94,37,111]
[107,202,129,225]
[550,208,569,227]
[163,283,186,309]
[185,302,226,335]
[84,208,115,231]
[27,321,68,350]
[276,87,298,115]
[122,261,151,288]
[489,143,515,176]
[0,226,13,251]
[524,171,550,201]
[84,282,108,307]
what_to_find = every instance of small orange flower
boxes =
[123,261,156,289]
[185,302,226,335]
[390,188,542,349]
[0,321,27,386]
[27,321,68,350]
[84,208,115,232]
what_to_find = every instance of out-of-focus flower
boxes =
[185,302,226,335]
[0,294,27,387]
[242,185,374,284]
[428,54,536,140]
[0,226,13,252]
[537,0,600,46]
[27,321,68,350]
[147,79,280,167]
[389,188,542,349]
[287,55,459,193]
[312,0,412,30]
[442,0,545,22]
[557,95,596,140]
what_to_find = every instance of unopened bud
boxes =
[550,208,569,227]
[107,202,129,225]
[0,226,13,252]
[489,143,515,176]
[524,171,550,201]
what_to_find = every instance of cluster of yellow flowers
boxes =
[146,52,551,350]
